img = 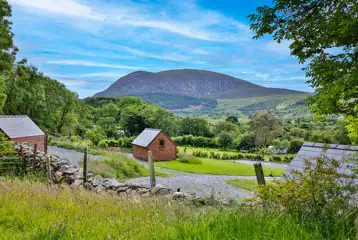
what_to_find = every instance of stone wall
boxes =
[12,143,187,199]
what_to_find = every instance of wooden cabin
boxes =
[132,128,176,161]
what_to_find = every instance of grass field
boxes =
[226,179,273,191]
[0,179,334,239]
[155,158,284,176]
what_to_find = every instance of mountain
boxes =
[93,69,304,99]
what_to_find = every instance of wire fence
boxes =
[0,156,26,177]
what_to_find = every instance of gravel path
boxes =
[126,158,280,199]
[48,146,101,165]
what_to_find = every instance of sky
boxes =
[9,0,312,98]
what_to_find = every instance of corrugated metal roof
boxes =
[285,142,358,176]
[0,115,44,138]
[132,128,161,147]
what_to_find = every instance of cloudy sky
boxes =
[9,0,311,98]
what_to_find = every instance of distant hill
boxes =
[93,69,304,99]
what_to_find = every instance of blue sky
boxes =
[9,0,312,98]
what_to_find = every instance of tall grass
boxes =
[0,179,339,239]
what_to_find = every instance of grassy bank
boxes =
[0,179,335,239]
[156,157,284,176]
[84,153,169,179]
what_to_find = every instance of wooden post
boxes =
[46,156,51,184]
[254,163,266,185]
[44,131,48,154]
[33,144,37,171]
[148,151,156,188]
[83,147,88,183]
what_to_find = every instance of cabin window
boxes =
[159,140,165,148]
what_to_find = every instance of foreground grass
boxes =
[226,179,273,191]
[0,179,332,239]
[156,158,284,176]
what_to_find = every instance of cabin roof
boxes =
[0,115,44,138]
[132,128,161,147]
[285,142,358,176]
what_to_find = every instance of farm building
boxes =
[0,115,47,152]
[285,142,358,176]
[132,128,176,161]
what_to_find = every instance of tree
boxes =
[250,110,278,147]
[237,134,255,151]
[226,116,238,123]
[287,138,304,154]
[213,121,239,137]
[178,117,211,137]
[0,0,17,111]
[250,0,358,144]
[217,131,234,149]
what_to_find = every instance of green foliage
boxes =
[250,0,358,144]
[287,138,304,154]
[0,131,14,155]
[257,157,358,239]
[250,110,278,147]
[178,117,211,137]
[178,156,202,164]
[236,134,255,151]
[217,131,234,149]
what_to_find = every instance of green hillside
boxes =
[130,93,217,110]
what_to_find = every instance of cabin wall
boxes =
[148,132,176,161]
[11,135,45,152]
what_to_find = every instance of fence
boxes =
[0,156,26,177]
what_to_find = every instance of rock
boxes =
[138,188,148,194]
[151,184,165,194]
[158,188,172,195]
[172,192,189,200]
[72,179,83,188]
[83,182,94,190]
[60,165,70,172]
[91,175,104,187]
[103,179,123,189]
[116,186,129,192]
[64,166,79,174]
[53,171,64,183]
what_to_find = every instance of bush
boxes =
[257,157,358,239]
[217,131,234,149]
[178,157,202,164]
[271,155,283,162]
[288,138,304,154]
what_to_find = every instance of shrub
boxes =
[271,155,283,162]
[288,138,304,154]
[178,157,202,164]
[257,157,358,239]
[217,131,234,149]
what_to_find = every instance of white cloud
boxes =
[9,0,105,20]
[192,49,210,55]
[10,0,250,42]
[80,72,125,78]
[59,79,89,87]
[47,60,144,70]
[119,46,191,62]
[265,40,292,56]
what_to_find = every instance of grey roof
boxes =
[286,142,358,176]
[132,128,161,147]
[0,115,44,138]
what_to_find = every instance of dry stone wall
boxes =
[13,143,185,199]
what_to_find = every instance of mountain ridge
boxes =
[93,69,305,99]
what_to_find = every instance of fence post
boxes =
[83,147,88,183]
[47,156,51,184]
[33,144,37,171]
[44,131,48,154]
[148,151,156,188]
[254,163,266,185]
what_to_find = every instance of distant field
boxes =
[155,158,284,176]
[176,93,310,118]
